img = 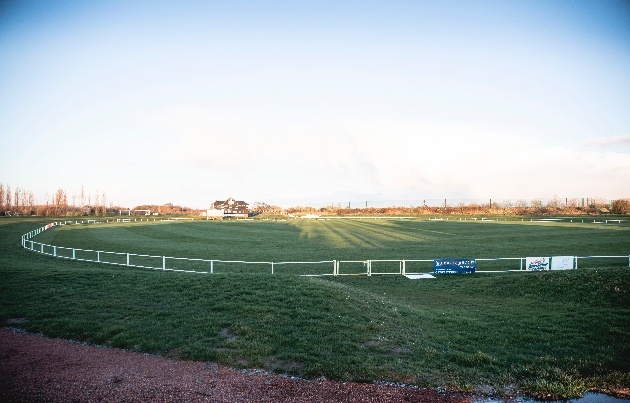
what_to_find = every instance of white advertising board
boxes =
[551,256,574,270]
[526,257,550,271]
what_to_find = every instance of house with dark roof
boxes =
[210,197,249,218]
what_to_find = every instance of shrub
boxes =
[611,199,630,214]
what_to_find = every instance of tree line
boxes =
[2,183,628,217]
[286,197,630,216]
[0,184,113,216]
[0,183,202,217]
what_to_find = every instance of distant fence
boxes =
[21,220,630,276]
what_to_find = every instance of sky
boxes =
[1,0,629,208]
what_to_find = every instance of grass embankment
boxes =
[1,218,629,399]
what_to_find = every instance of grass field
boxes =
[1,217,629,399]
[28,217,630,272]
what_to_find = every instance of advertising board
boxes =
[526,257,550,271]
[433,258,476,274]
[551,256,574,270]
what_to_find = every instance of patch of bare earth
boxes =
[0,328,472,402]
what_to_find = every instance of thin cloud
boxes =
[580,135,630,149]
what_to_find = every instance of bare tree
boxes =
[547,195,561,209]
[0,183,5,212]
[43,193,50,216]
[13,187,20,214]
[567,198,580,208]
[71,191,77,212]
[100,190,107,216]
[94,191,102,216]
[590,197,609,209]
[19,187,29,214]
[53,189,68,216]
[26,190,35,215]
[516,199,528,208]
[611,199,630,214]
[80,186,86,207]
[5,184,11,211]
[252,201,282,213]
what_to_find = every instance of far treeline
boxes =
[0,184,199,217]
[282,197,630,216]
[1,183,629,216]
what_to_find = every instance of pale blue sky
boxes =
[1,1,629,208]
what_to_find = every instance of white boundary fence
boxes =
[21,220,630,276]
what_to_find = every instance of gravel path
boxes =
[0,328,472,402]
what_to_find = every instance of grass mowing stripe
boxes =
[343,219,440,244]
[413,228,459,236]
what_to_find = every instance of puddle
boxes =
[570,393,630,403]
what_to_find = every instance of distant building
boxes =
[209,197,249,218]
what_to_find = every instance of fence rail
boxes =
[21,221,630,276]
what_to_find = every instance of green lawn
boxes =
[1,217,629,399]
[29,217,630,270]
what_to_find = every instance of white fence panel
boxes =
[270,261,335,276]
[336,260,370,276]
[368,260,405,275]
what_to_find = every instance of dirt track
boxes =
[0,328,473,402]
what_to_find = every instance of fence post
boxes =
[40,243,44,253]
[126,253,130,266]
[53,246,57,257]
[97,251,100,263]
[162,256,166,270]
[401,260,406,276]
[333,260,337,276]
[271,262,274,275]
[210,260,214,274]
[367,260,371,276]
[72,248,76,259]
[520,258,523,271]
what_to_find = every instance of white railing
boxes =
[21,221,630,276]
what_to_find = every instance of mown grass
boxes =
[1,217,629,399]
[33,217,630,269]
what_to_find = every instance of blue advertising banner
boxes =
[433,258,476,274]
